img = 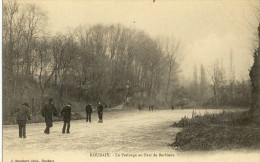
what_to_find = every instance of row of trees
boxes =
[4,0,256,123]
[3,1,183,121]
[184,54,251,107]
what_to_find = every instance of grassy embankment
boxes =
[172,109,260,150]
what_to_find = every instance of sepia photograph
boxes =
[2,0,260,162]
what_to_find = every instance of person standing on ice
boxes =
[60,102,72,134]
[97,102,103,123]
[41,98,58,134]
[85,103,92,122]
[13,103,31,138]
[150,104,154,111]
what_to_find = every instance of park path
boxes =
[3,108,259,162]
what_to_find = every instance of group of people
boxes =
[148,105,154,111]
[137,104,155,111]
[14,98,104,138]
[85,102,103,123]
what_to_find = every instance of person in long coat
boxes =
[85,104,92,122]
[97,102,103,123]
[14,103,31,138]
[41,98,58,134]
[60,103,72,134]
[149,105,154,111]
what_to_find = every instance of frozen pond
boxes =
[3,108,259,162]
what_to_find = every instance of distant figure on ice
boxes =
[171,105,174,110]
[97,102,103,123]
[149,105,154,111]
[138,104,142,111]
[60,102,72,134]
[14,103,31,138]
[85,103,92,122]
[41,98,58,134]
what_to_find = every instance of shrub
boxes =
[172,110,260,150]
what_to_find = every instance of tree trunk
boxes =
[165,67,172,103]
[32,98,35,115]
[249,22,260,116]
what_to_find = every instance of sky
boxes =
[19,0,259,82]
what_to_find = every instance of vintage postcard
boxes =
[2,0,260,162]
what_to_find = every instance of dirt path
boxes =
[3,109,259,162]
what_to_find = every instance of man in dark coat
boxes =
[41,98,58,134]
[97,102,103,123]
[85,104,92,122]
[60,103,72,134]
[15,103,31,138]
[150,105,154,111]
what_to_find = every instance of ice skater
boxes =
[13,103,31,138]
[97,102,103,123]
[85,103,92,122]
[41,98,58,134]
[149,105,154,111]
[60,102,72,134]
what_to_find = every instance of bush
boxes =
[172,110,260,150]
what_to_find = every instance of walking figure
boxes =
[41,98,58,134]
[97,102,103,123]
[85,103,92,122]
[138,104,142,111]
[149,105,154,111]
[61,102,72,134]
[14,103,31,138]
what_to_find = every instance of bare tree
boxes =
[160,37,183,103]
[3,0,24,119]
[229,49,236,101]
[23,3,47,80]
[200,64,207,102]
[34,38,55,106]
[210,59,226,105]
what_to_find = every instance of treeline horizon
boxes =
[3,0,252,122]
[185,59,251,107]
[3,1,183,120]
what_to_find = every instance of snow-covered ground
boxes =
[3,109,260,162]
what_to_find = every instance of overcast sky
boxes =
[21,0,259,82]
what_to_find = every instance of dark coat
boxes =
[97,104,103,115]
[41,102,58,127]
[16,106,31,122]
[61,105,71,122]
[85,104,92,114]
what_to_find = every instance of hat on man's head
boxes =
[67,102,72,106]
[49,98,54,102]
[22,103,29,107]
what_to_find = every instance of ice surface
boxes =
[3,109,259,162]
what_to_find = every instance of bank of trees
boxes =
[3,0,183,121]
[4,0,256,124]
[183,56,251,108]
